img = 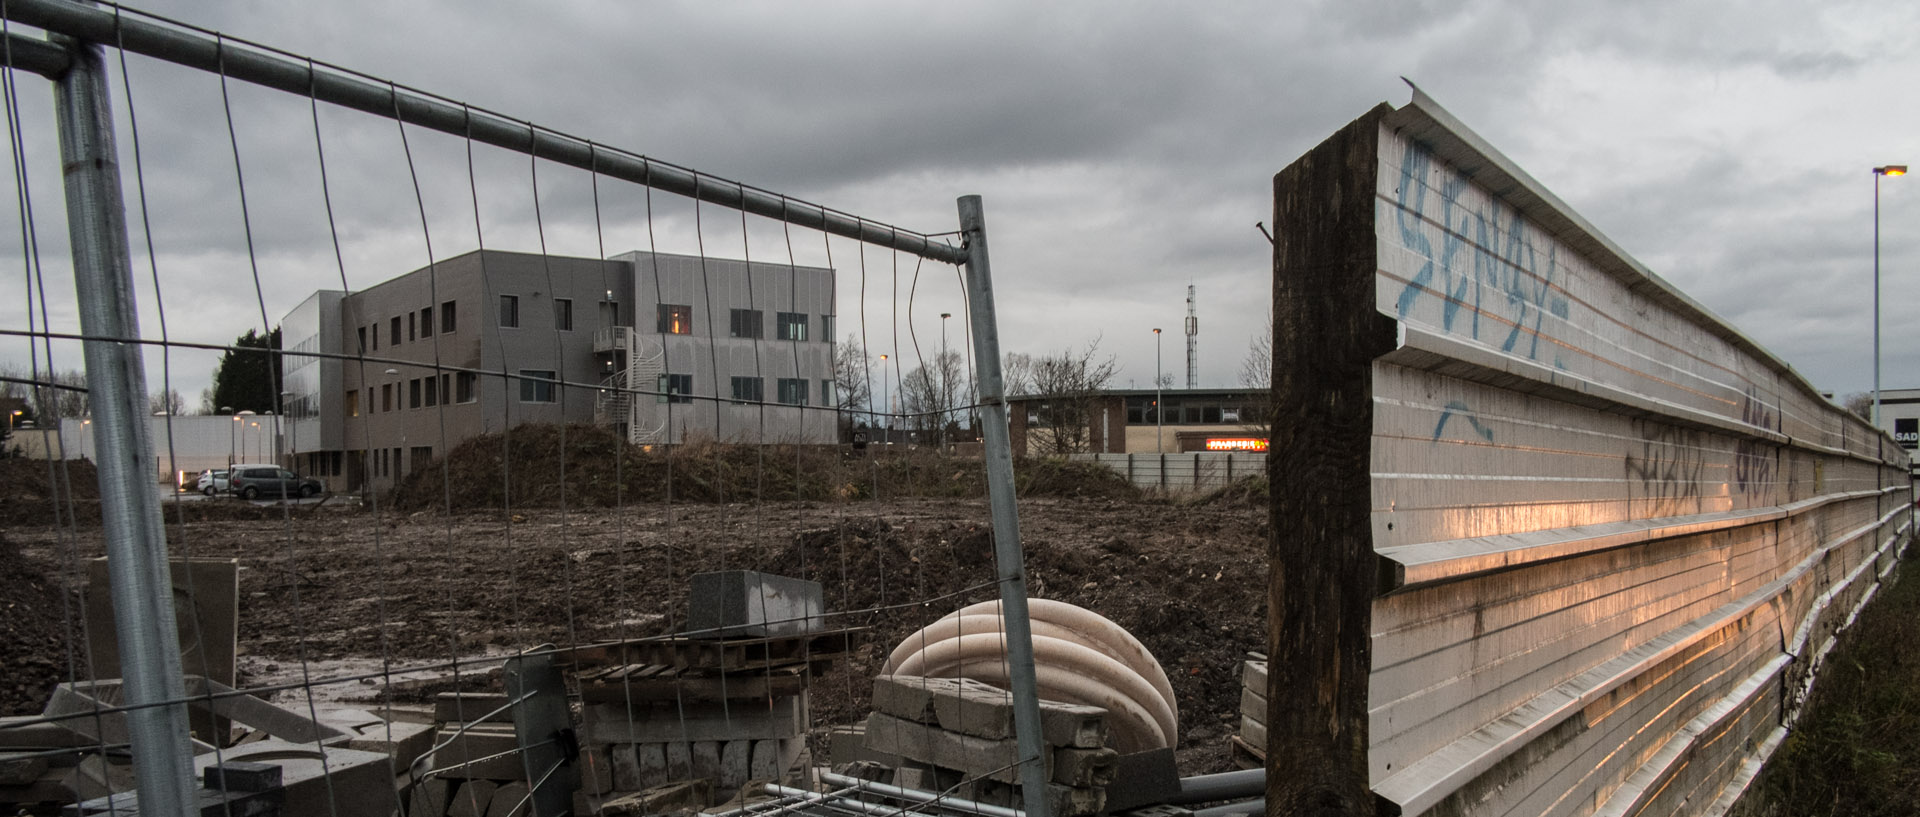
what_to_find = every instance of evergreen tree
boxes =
[209,327,282,414]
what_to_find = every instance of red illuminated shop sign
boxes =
[1205,438,1268,452]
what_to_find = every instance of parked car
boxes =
[227,466,323,500]
[196,469,230,497]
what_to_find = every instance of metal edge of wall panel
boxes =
[1382,82,1892,456]
[1372,498,1909,815]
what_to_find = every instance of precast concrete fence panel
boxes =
[1265,87,1914,817]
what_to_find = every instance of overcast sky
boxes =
[2,1,1916,412]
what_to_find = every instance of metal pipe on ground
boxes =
[1169,769,1265,805]
[1191,799,1265,817]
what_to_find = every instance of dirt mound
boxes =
[0,531,84,716]
[390,424,1140,511]
[0,458,100,526]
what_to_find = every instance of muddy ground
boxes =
[2,493,1269,774]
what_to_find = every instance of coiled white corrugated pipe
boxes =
[882,599,1178,753]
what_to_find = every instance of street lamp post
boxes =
[1153,328,1163,453]
[1873,165,1906,428]
[878,353,890,444]
[940,312,952,448]
[223,407,236,468]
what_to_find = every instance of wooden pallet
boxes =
[576,662,823,704]
[559,627,860,673]
[1228,735,1264,770]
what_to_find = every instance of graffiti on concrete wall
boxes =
[1625,420,1709,518]
[1732,386,1779,503]
[1390,140,1572,368]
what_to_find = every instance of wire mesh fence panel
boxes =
[0,4,1266,817]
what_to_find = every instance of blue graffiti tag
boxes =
[1433,400,1495,442]
[1395,142,1571,366]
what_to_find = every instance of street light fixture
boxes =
[1873,165,1906,427]
[1153,328,1163,453]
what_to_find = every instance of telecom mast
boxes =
[1184,285,1198,389]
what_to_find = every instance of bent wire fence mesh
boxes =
[1265,87,1916,817]
[0,2,1093,815]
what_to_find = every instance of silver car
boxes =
[196,469,230,496]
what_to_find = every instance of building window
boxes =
[370,325,378,351]
[382,383,393,412]
[442,301,457,333]
[777,378,808,406]
[820,314,834,340]
[657,373,692,404]
[409,378,422,409]
[776,312,808,341]
[390,316,402,346]
[346,389,359,418]
[729,309,763,339]
[424,375,438,407]
[440,374,452,407]
[820,379,836,408]
[456,372,477,403]
[658,304,692,334]
[519,370,557,403]
[731,376,764,404]
[409,311,417,342]
[357,327,367,354]
[500,295,520,328]
[554,298,573,331]
[421,306,434,338]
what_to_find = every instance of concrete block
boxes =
[486,781,530,817]
[321,708,436,769]
[449,779,498,817]
[74,740,390,817]
[861,713,1036,784]
[582,694,807,744]
[203,760,282,793]
[829,724,899,767]
[686,571,823,638]
[433,724,528,780]
[1049,746,1118,787]
[666,741,694,781]
[0,753,48,785]
[691,740,721,785]
[579,746,614,795]
[873,675,1107,748]
[408,777,452,817]
[1241,659,1267,691]
[720,740,750,792]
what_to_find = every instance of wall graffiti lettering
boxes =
[1732,386,1778,501]
[1432,400,1495,443]
[1625,420,1708,518]
[1391,141,1572,367]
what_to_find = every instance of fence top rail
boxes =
[1383,80,1857,428]
[0,0,969,265]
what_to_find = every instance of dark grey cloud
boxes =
[2,0,1917,404]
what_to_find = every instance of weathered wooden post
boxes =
[1266,104,1397,816]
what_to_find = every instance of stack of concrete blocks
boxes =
[1,678,405,815]
[1231,654,1266,769]
[862,675,1119,817]
[573,570,828,813]
[404,691,542,817]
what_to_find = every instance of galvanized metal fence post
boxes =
[52,16,198,813]
[957,195,1051,817]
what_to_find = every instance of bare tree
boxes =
[899,349,966,435]
[1841,391,1872,421]
[1239,309,1273,389]
[0,364,90,419]
[149,389,187,415]
[832,335,874,440]
[1023,338,1119,456]
[1002,352,1036,396]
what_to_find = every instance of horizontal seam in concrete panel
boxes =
[1378,489,1887,590]
[1371,502,1904,814]
[1590,654,1793,817]
[1381,84,1881,444]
